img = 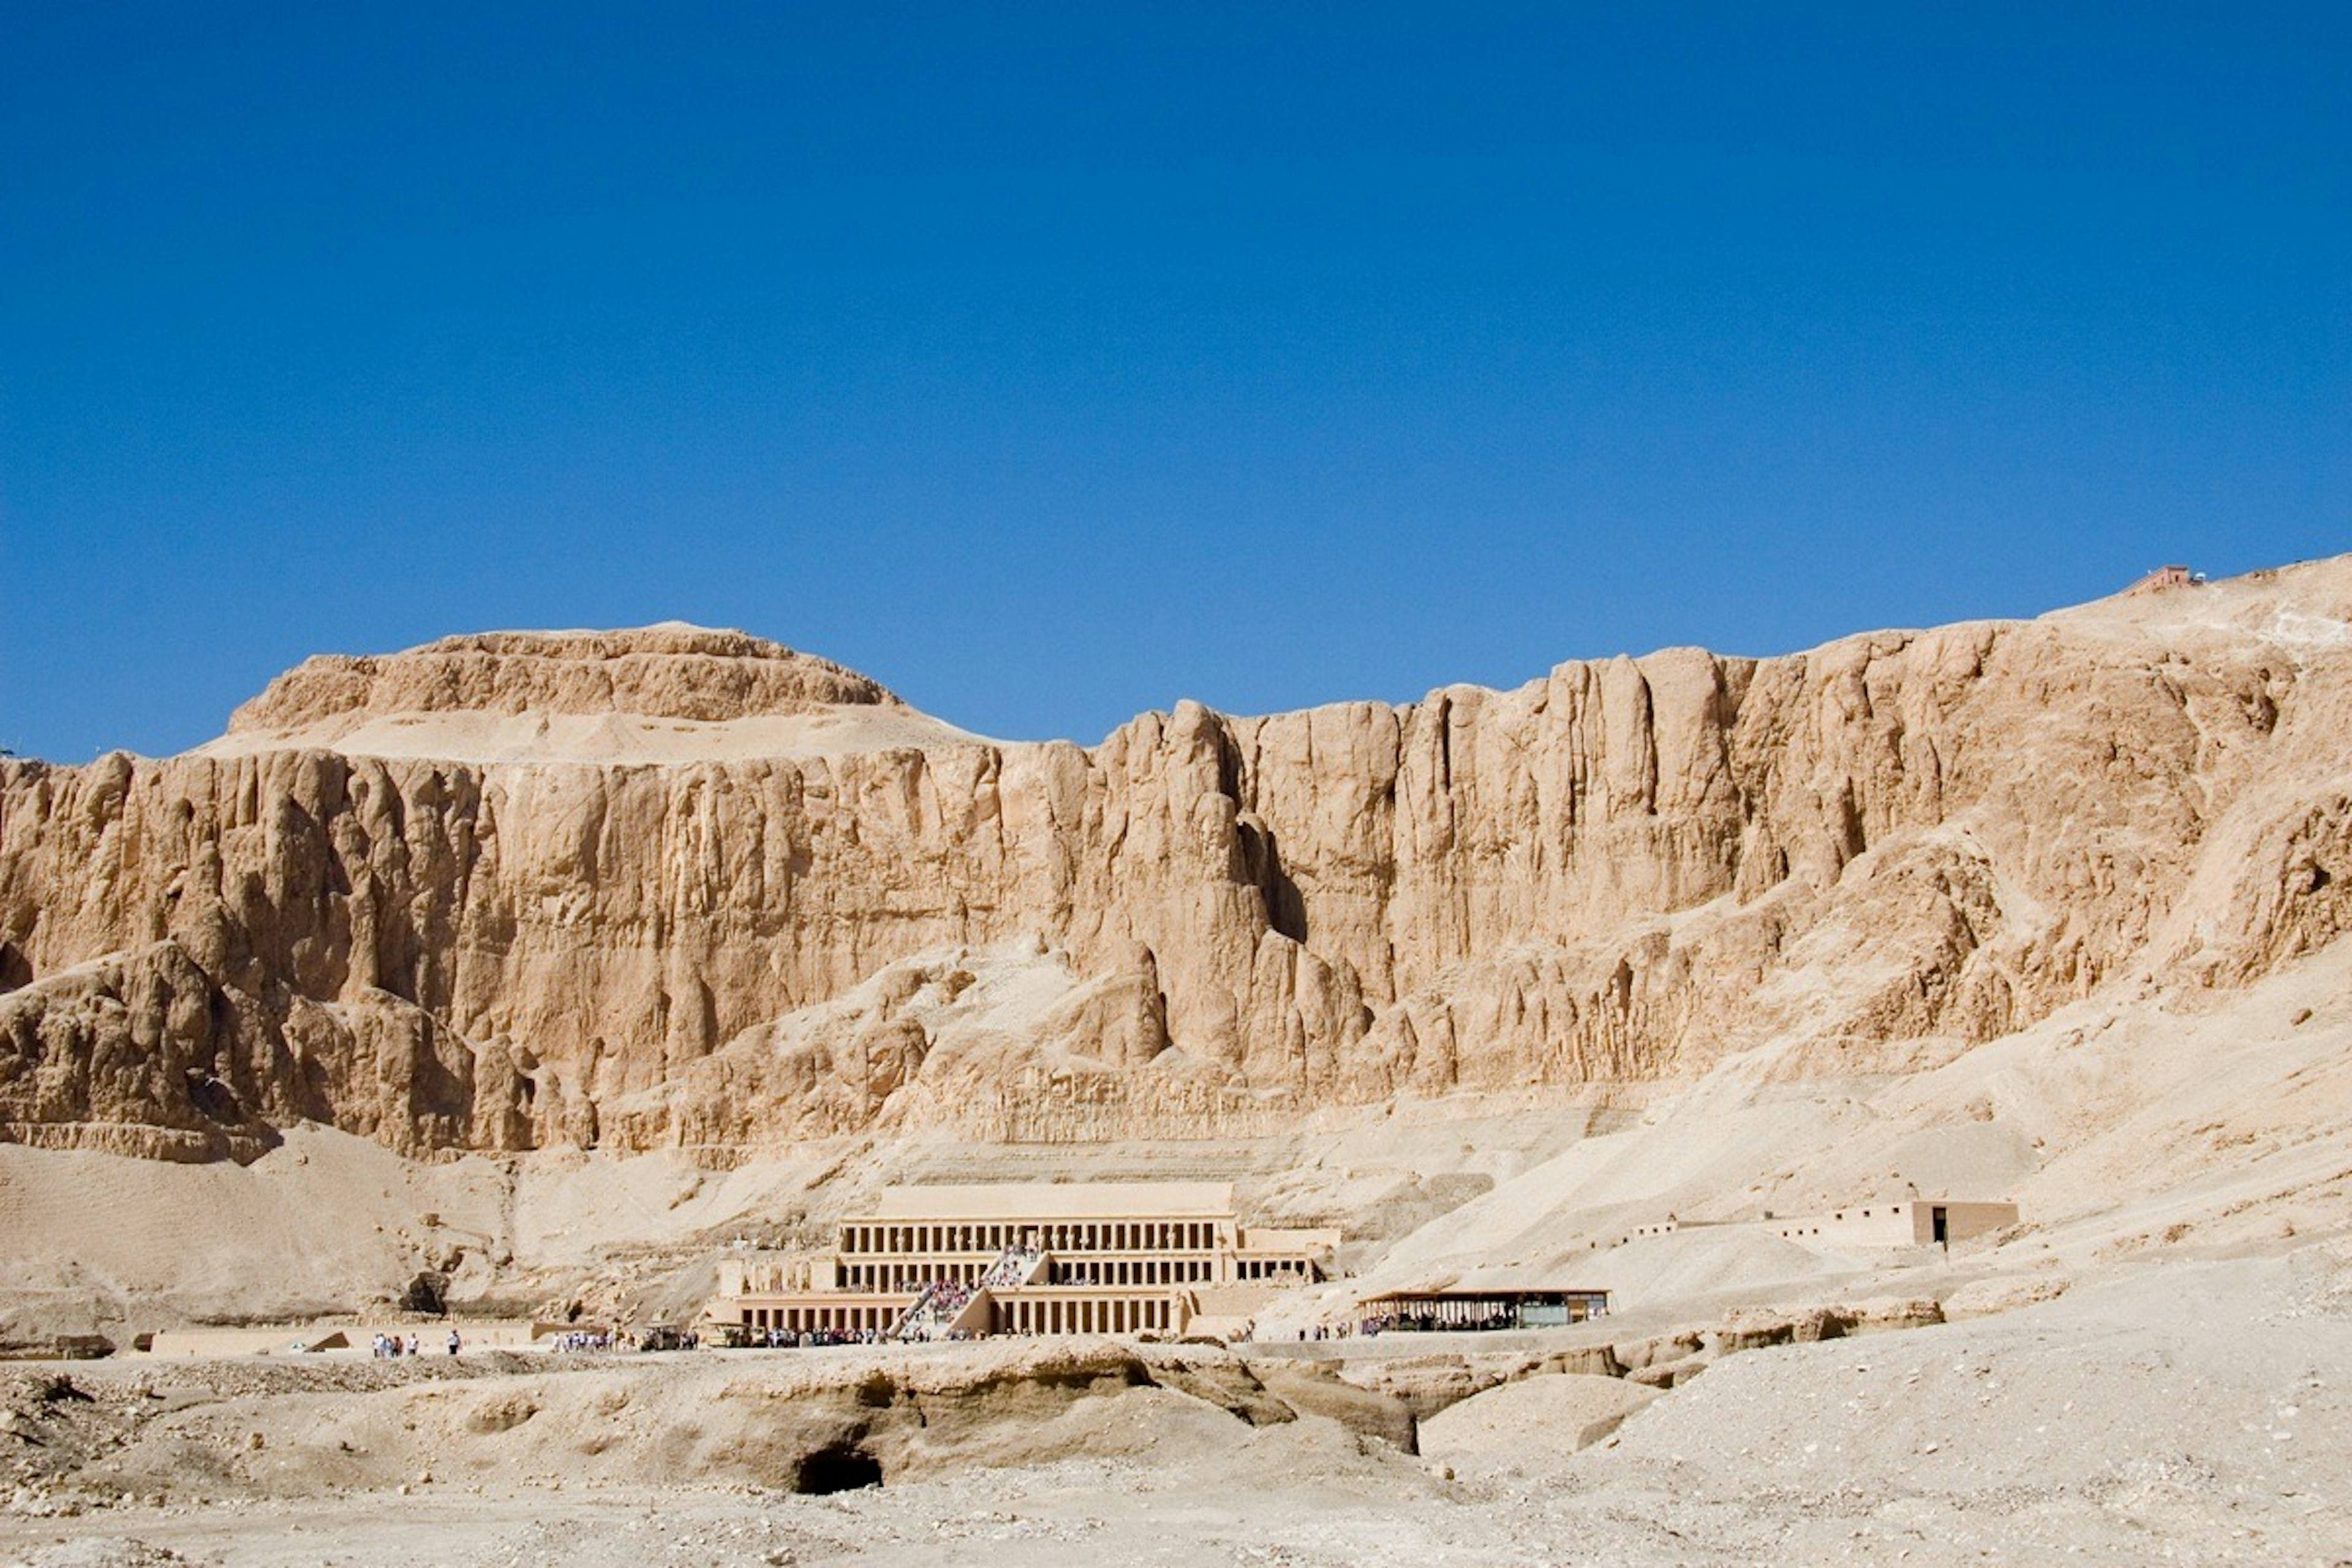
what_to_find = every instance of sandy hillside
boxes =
[15,912,2343,1351]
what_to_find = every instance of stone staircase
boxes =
[892,1245,1047,1340]
[979,1242,1048,1290]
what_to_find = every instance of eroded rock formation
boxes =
[5,562,2350,1161]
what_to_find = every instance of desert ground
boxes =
[3,1246,2348,1567]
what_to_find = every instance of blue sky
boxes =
[4,3,2346,760]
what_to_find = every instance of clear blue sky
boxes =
[4,4,2345,760]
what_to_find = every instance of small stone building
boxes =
[1768,1197,2018,1249]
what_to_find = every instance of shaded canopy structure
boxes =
[1356,1289,1610,1333]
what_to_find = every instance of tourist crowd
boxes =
[977,1246,1041,1289]
[918,1277,974,1321]
[747,1325,883,1348]
[1354,1308,1513,1335]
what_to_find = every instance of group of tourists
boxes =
[919,1278,974,1321]
[747,1325,883,1349]
[1355,1308,1513,1335]
[977,1245,1041,1289]
[540,1327,697,1352]
[371,1329,462,1357]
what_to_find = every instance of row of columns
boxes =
[742,1294,1185,1336]
[1052,1259,1208,1286]
[1003,1295,1174,1334]
[842,1261,985,1292]
[843,1220,1218,1255]
[840,1257,1212,1291]
[746,1303,895,1333]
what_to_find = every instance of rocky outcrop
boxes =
[1710,1297,1944,1354]
[6,562,2352,1161]
[228,625,905,731]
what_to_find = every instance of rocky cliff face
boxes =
[6,565,2350,1162]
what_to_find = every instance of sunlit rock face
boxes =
[6,560,2350,1161]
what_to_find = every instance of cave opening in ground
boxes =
[793,1443,884,1494]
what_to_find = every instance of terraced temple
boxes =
[705,1183,1339,1341]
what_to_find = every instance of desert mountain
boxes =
[3,560,2350,1172]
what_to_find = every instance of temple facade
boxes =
[705,1182,1338,1343]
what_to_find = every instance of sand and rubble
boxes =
[3,1248,2347,1567]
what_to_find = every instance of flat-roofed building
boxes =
[1767,1197,2018,1250]
[707,1182,1338,1343]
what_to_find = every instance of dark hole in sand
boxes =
[794,1443,883,1494]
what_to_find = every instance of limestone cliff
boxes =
[5,564,2350,1162]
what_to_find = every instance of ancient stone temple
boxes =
[705,1183,1338,1342]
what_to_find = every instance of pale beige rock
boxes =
[1332,1352,1540,1420]
[1417,1370,1658,1461]
[6,559,2352,1161]
[1711,1296,1942,1354]
[1943,1275,2070,1319]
